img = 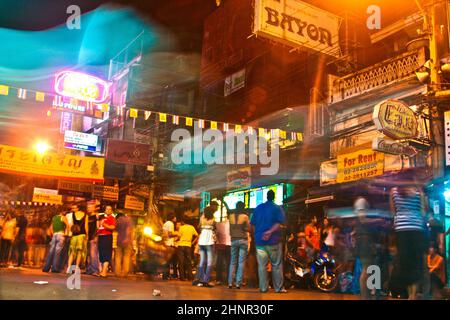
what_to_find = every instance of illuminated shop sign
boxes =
[373,99,418,140]
[253,0,342,57]
[54,71,110,103]
[64,130,99,152]
[52,96,104,119]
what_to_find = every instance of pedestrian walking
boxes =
[13,210,28,268]
[66,207,88,273]
[86,203,100,276]
[0,212,16,266]
[42,211,68,273]
[194,207,216,287]
[215,216,231,286]
[97,205,116,277]
[176,216,198,281]
[163,213,178,280]
[114,212,134,277]
[59,205,77,271]
[389,183,427,300]
[305,216,320,259]
[228,201,250,289]
[250,190,287,293]
[353,197,386,300]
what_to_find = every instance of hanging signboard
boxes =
[58,180,94,197]
[320,160,337,186]
[224,69,245,97]
[124,195,145,211]
[227,167,251,191]
[337,148,384,183]
[54,71,110,103]
[445,111,450,166]
[372,137,417,157]
[32,188,63,205]
[64,130,99,153]
[93,185,119,201]
[60,112,73,134]
[106,139,151,166]
[253,0,342,58]
[373,100,418,140]
[0,144,104,182]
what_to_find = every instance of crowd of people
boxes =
[40,203,134,278]
[284,183,447,300]
[161,190,287,293]
[0,182,448,299]
[0,210,28,268]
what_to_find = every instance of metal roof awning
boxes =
[305,195,334,204]
[326,207,393,219]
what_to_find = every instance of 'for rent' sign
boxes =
[337,148,384,184]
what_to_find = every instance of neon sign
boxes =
[54,71,110,103]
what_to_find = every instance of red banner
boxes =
[106,139,151,166]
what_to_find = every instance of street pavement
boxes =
[0,267,358,300]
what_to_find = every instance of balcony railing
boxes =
[328,47,427,104]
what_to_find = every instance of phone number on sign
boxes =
[343,169,379,181]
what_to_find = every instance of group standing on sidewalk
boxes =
[1,178,448,300]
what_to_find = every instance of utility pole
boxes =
[417,0,450,287]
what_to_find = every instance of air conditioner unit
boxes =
[309,87,327,138]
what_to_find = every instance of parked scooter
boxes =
[284,242,339,292]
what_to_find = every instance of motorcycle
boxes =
[284,249,339,292]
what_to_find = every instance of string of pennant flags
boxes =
[1,200,57,207]
[0,83,304,143]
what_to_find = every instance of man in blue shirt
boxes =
[250,190,287,293]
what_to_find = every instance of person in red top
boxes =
[305,216,320,259]
[97,205,116,277]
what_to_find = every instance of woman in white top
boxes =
[321,218,336,254]
[194,207,216,287]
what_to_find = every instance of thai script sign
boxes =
[33,188,63,205]
[337,148,384,183]
[254,0,341,57]
[372,137,417,157]
[373,100,418,140]
[124,195,145,211]
[0,144,104,182]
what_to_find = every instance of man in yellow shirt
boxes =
[176,216,198,281]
